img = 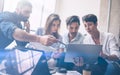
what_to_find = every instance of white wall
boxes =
[3,0,56,31]
[55,0,100,35]
[99,0,120,46]
[0,0,4,12]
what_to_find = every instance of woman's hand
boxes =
[99,51,108,59]
[100,51,119,61]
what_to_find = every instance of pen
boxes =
[57,40,66,46]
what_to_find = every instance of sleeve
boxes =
[15,40,28,47]
[109,34,120,59]
[0,21,17,40]
[27,28,43,48]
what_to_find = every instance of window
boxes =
[4,0,56,31]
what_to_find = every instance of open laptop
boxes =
[31,50,51,75]
[0,47,51,75]
[64,44,102,64]
[15,47,51,75]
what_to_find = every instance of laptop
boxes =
[64,44,102,64]
[0,47,51,75]
[31,51,51,75]
[15,47,51,75]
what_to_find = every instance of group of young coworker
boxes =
[29,13,120,75]
[0,0,119,75]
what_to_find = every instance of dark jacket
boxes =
[0,12,27,49]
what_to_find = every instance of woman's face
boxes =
[50,20,60,33]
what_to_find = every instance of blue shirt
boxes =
[0,12,27,49]
[61,32,84,51]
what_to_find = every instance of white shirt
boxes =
[61,32,84,52]
[62,32,84,44]
[83,32,120,59]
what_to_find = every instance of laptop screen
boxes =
[16,48,51,75]
[64,44,102,64]
[31,50,51,75]
[0,48,51,75]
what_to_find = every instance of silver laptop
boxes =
[64,44,102,64]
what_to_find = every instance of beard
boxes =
[70,32,77,37]
[19,14,29,22]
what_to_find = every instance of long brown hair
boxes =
[44,14,61,38]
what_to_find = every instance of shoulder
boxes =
[83,33,91,42]
[83,33,91,38]
[58,34,63,41]
[77,32,84,40]
[61,32,69,41]
[0,11,14,18]
[100,32,115,39]
[0,12,16,22]
[62,32,68,37]
[36,27,44,35]
[78,32,84,37]
[37,27,44,31]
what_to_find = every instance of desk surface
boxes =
[52,70,82,75]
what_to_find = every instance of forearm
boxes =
[13,28,40,42]
[13,28,57,46]
[100,51,119,61]
[106,55,119,61]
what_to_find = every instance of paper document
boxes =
[28,42,56,52]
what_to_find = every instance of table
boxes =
[52,70,82,75]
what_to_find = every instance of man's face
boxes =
[18,6,32,22]
[83,21,97,35]
[67,22,79,37]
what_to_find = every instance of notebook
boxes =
[64,44,102,64]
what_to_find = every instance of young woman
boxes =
[28,14,63,70]
[36,14,62,50]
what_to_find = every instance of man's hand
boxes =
[39,35,57,46]
[24,21,30,33]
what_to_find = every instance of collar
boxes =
[68,32,82,42]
